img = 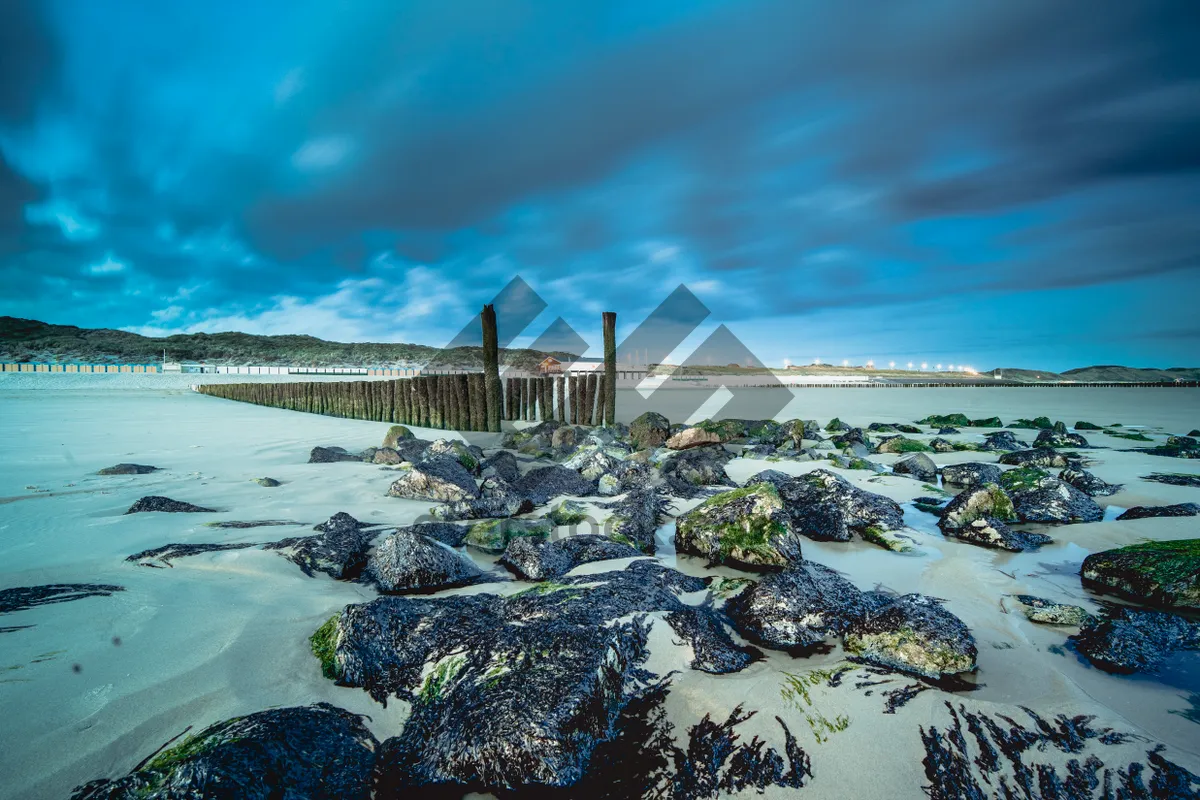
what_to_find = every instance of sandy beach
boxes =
[1,374,1198,799]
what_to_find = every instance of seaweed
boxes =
[0,583,124,614]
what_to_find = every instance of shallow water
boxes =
[1,377,1198,798]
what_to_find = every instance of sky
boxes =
[1,0,1198,371]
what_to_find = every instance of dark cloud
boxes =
[0,0,61,125]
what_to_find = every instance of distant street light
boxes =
[842,359,849,367]
[908,362,914,370]
[889,361,895,369]
[936,363,943,370]
[921,362,928,370]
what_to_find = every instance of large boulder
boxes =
[893,452,937,482]
[324,561,764,792]
[946,514,1051,552]
[675,483,800,569]
[628,411,670,451]
[1034,426,1090,449]
[512,465,596,505]
[937,484,1051,551]
[601,488,670,553]
[917,413,971,428]
[366,529,484,593]
[382,425,414,449]
[775,469,905,543]
[431,476,533,521]
[1000,467,1102,524]
[941,462,1003,487]
[69,704,378,800]
[665,426,723,450]
[1059,467,1122,497]
[726,562,876,649]
[1116,503,1200,521]
[979,431,1027,452]
[1081,539,1200,610]
[125,496,214,514]
[463,518,551,554]
[387,456,479,503]
[268,512,379,579]
[998,448,1074,468]
[844,594,978,679]
[500,534,642,581]
[1070,605,1199,674]
[659,445,735,498]
[480,451,520,483]
[308,446,365,464]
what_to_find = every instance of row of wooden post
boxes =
[501,373,613,424]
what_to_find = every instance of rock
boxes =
[463,517,551,554]
[663,607,762,674]
[1000,467,1103,524]
[826,417,850,432]
[1081,539,1200,610]
[512,465,596,505]
[254,477,282,487]
[1141,472,1200,487]
[742,419,784,445]
[326,561,740,792]
[405,522,471,547]
[547,499,590,527]
[601,488,670,553]
[1008,416,1054,430]
[431,476,533,521]
[1070,605,1199,674]
[980,431,1028,452]
[844,594,978,679]
[893,453,937,482]
[628,411,671,451]
[1012,595,1091,626]
[875,436,932,454]
[367,529,484,593]
[832,427,870,450]
[938,483,1018,530]
[998,448,1074,468]
[666,426,723,450]
[951,515,1051,552]
[69,704,378,800]
[125,496,214,514]
[917,413,971,428]
[550,425,576,451]
[1075,421,1103,430]
[867,422,898,433]
[726,561,875,649]
[937,427,961,435]
[500,534,641,581]
[562,443,629,482]
[423,439,483,474]
[895,424,923,434]
[969,416,1003,428]
[941,462,1003,487]
[913,497,946,515]
[309,445,363,464]
[268,512,379,579]
[659,445,735,498]
[479,451,520,483]
[1191,429,1200,437]
[675,483,800,569]
[1117,503,1200,521]
[388,455,479,503]
[828,453,886,472]
[98,463,158,475]
[1144,435,1200,459]
[929,438,957,453]
[1034,428,1090,449]
[743,469,792,489]
[1059,467,1121,497]
[775,469,905,544]
[382,425,414,449]
[392,438,432,463]
[373,447,402,465]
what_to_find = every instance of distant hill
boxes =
[0,316,576,369]
[1060,365,1200,383]
[981,368,1066,382]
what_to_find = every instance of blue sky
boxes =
[1,0,1198,371]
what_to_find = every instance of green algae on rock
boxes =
[675,483,799,569]
[1081,539,1200,610]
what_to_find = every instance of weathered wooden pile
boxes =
[194,307,617,431]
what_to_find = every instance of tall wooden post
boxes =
[556,376,566,423]
[482,304,502,432]
[602,311,617,426]
[595,375,607,426]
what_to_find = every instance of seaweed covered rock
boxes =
[666,426,723,450]
[844,594,978,679]
[918,413,971,428]
[952,516,1051,552]
[98,463,158,475]
[893,452,937,482]
[463,517,551,554]
[969,416,1003,428]
[1070,605,1200,674]
[998,448,1074,468]
[423,439,483,474]
[1075,421,1103,430]
[874,436,933,454]
[1012,595,1092,626]
[387,456,479,503]
[601,488,671,553]
[480,451,520,483]
[308,445,365,464]
[726,562,876,649]
[1008,416,1054,430]
[268,512,379,579]
[675,483,800,569]
[659,445,735,498]
[512,465,596,505]
[500,534,641,581]
[826,417,850,432]
[1143,435,1200,459]
[382,425,414,449]
[868,422,897,433]
[326,561,737,793]
[938,484,1017,530]
[70,704,378,800]
[1034,426,1090,449]
[980,431,1028,452]
[431,476,533,521]
[1116,503,1200,521]
[929,438,958,454]
[373,447,402,465]
[832,427,871,453]
[941,462,1003,487]
[1000,467,1102,524]
[366,529,484,593]
[1081,539,1200,610]
[125,496,215,514]
[404,521,471,547]
[629,411,671,451]
[1141,472,1200,487]
[254,477,281,487]
[1059,467,1122,497]
[775,469,905,543]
